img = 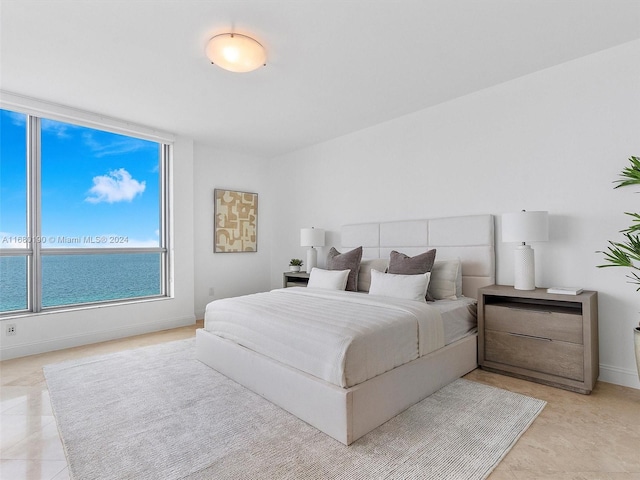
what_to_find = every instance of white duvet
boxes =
[204,287,444,388]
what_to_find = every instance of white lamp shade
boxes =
[502,211,549,243]
[300,228,325,247]
[205,33,266,73]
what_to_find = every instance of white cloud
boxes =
[41,118,73,138]
[82,132,150,158]
[5,111,26,127]
[85,168,145,204]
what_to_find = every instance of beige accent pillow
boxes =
[357,258,390,292]
[428,258,462,300]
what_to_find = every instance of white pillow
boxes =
[307,268,350,290]
[368,269,430,302]
[357,258,390,292]
[428,258,462,300]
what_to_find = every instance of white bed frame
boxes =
[196,214,495,445]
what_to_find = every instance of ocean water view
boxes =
[0,253,162,312]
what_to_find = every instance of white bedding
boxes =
[204,287,444,388]
[434,296,478,344]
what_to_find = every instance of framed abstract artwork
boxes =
[214,189,258,252]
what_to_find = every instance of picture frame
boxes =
[213,189,258,253]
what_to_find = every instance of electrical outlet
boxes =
[208,287,215,296]
[6,324,16,336]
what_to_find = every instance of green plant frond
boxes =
[598,156,640,290]
[621,212,640,234]
[626,270,640,290]
[597,247,630,268]
[609,235,640,264]
[619,233,640,261]
[597,243,633,269]
[597,234,640,269]
[614,156,640,189]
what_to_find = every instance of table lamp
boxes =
[502,211,549,290]
[300,227,325,273]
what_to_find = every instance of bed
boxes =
[196,214,495,445]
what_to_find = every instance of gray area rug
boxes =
[44,338,545,480]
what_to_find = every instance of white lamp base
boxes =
[306,247,317,273]
[513,245,536,290]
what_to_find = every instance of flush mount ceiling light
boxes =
[205,33,266,73]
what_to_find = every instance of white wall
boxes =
[268,40,640,389]
[193,144,273,319]
[0,136,197,360]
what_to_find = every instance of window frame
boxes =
[0,100,173,316]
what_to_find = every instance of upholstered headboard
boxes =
[341,214,495,299]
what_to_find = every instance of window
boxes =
[0,110,28,311]
[0,108,171,314]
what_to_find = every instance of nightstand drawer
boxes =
[485,304,583,344]
[485,330,584,381]
[282,272,310,288]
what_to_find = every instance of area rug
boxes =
[44,338,545,480]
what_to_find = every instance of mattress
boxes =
[204,287,444,388]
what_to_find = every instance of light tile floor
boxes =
[1,321,639,480]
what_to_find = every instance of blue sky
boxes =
[0,109,160,248]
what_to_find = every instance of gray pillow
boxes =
[327,247,363,292]
[387,249,436,275]
[387,249,437,300]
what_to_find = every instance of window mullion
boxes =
[27,116,42,313]
[161,144,171,297]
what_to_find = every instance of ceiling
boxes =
[1,1,639,158]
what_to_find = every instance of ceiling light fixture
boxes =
[205,33,266,73]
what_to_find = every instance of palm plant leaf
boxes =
[628,271,640,290]
[598,238,640,290]
[614,156,640,188]
[600,157,640,290]
[618,234,640,262]
[621,212,640,234]
[598,240,634,269]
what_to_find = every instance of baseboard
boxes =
[598,363,640,390]
[0,315,196,361]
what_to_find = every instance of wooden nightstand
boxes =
[282,271,310,288]
[478,285,598,394]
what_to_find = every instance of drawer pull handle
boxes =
[509,332,552,342]
[505,306,552,314]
